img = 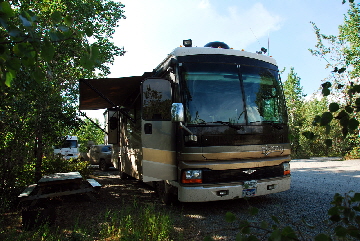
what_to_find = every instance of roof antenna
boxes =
[250,28,268,55]
[250,27,261,47]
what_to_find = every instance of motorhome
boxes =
[53,135,80,160]
[79,40,291,204]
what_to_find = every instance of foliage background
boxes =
[0,0,125,211]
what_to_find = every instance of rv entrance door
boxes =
[141,78,176,182]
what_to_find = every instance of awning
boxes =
[79,73,152,110]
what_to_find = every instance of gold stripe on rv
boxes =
[179,149,291,161]
[142,147,176,164]
[179,156,290,170]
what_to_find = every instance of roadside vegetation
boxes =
[1,200,179,241]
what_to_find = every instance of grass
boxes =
[0,200,181,241]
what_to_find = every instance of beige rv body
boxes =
[79,43,291,203]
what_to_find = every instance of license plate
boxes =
[242,188,256,197]
[242,180,257,197]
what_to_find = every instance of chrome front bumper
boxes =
[175,176,291,202]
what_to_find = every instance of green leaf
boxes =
[315,233,332,241]
[19,15,32,27]
[239,220,250,228]
[64,15,74,27]
[203,236,214,241]
[249,207,259,216]
[90,45,100,61]
[342,126,349,137]
[348,118,359,131]
[51,11,62,23]
[241,226,251,234]
[303,131,315,140]
[329,102,339,112]
[80,54,93,69]
[225,212,236,223]
[7,57,21,71]
[320,112,333,126]
[352,85,360,94]
[334,226,347,237]
[32,66,45,83]
[347,226,360,239]
[260,221,268,229]
[269,229,282,241]
[49,30,60,41]
[85,27,93,37]
[271,215,280,224]
[329,213,341,222]
[337,84,345,89]
[328,207,339,216]
[322,88,330,96]
[313,115,321,126]
[322,82,332,89]
[0,1,15,18]
[325,139,332,147]
[352,193,360,202]
[338,67,346,74]
[41,39,55,62]
[345,105,353,114]
[282,226,297,239]
[5,70,15,87]
[355,98,360,107]
[246,235,260,241]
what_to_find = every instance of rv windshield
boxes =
[62,140,78,148]
[182,62,285,124]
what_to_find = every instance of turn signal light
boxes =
[181,170,202,184]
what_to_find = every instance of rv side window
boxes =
[142,79,172,121]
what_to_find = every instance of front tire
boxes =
[157,181,177,205]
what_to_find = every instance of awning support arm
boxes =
[80,79,135,123]
[79,110,108,134]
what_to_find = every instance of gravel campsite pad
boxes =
[32,159,360,240]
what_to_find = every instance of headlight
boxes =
[283,162,290,175]
[182,169,202,184]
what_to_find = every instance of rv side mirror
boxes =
[171,103,184,122]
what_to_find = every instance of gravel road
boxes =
[171,157,360,240]
[58,158,360,240]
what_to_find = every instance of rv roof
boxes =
[170,47,277,66]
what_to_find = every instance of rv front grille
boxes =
[202,164,285,184]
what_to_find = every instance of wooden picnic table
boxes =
[19,171,101,204]
[19,171,102,229]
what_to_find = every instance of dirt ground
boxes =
[2,167,200,240]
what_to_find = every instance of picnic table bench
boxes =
[19,171,101,204]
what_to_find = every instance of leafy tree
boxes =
[75,118,106,152]
[307,1,360,156]
[0,0,125,209]
[283,67,305,158]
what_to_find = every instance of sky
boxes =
[85,0,358,120]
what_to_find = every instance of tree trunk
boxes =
[34,128,43,182]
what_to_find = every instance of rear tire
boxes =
[99,159,108,171]
[120,171,129,180]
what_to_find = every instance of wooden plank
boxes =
[87,179,101,188]
[20,187,95,201]
[18,184,37,198]
[38,172,82,184]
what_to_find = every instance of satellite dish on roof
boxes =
[204,41,230,49]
